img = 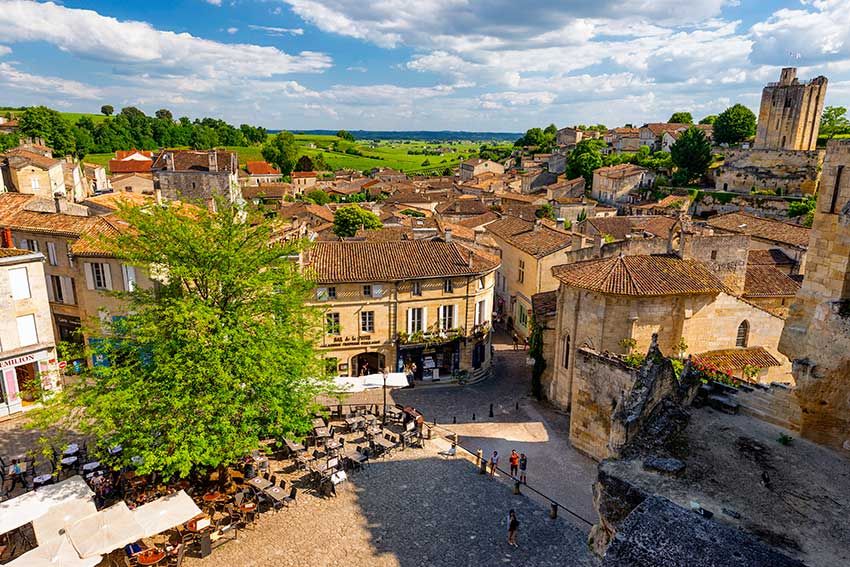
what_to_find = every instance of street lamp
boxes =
[382,367,388,426]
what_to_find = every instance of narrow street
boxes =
[394,331,598,528]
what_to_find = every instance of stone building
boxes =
[591,164,652,204]
[638,123,689,151]
[291,171,318,190]
[713,148,824,196]
[0,148,66,199]
[556,127,583,147]
[779,139,850,453]
[0,245,60,417]
[305,240,499,381]
[545,254,789,419]
[486,216,589,339]
[109,173,154,195]
[151,149,240,204]
[243,161,281,186]
[755,67,827,151]
[459,158,504,182]
[706,211,809,274]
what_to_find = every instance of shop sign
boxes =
[0,349,49,369]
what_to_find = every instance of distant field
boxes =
[1,109,109,125]
[85,134,510,174]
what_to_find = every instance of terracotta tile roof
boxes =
[435,196,488,216]
[83,192,151,211]
[0,248,31,258]
[4,149,62,170]
[278,202,335,223]
[642,123,690,136]
[707,212,810,248]
[151,150,237,173]
[246,161,280,175]
[486,216,573,258]
[532,290,558,320]
[553,254,726,297]
[586,215,676,240]
[497,192,543,204]
[437,220,475,242]
[747,248,795,266]
[291,171,318,178]
[109,159,153,173]
[384,190,451,204]
[743,265,801,298]
[353,227,416,241]
[692,347,781,371]
[594,163,647,180]
[115,150,153,160]
[307,241,499,283]
[455,211,499,228]
[70,217,127,257]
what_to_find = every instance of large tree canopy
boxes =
[30,201,331,478]
[820,106,850,140]
[262,131,299,176]
[566,138,605,187]
[670,126,712,185]
[714,104,757,145]
[333,204,382,237]
[668,112,693,124]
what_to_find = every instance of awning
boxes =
[32,496,97,544]
[332,376,366,393]
[0,476,94,536]
[66,502,145,559]
[331,373,409,392]
[132,491,201,538]
[6,533,101,567]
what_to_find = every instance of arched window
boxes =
[736,321,749,348]
[563,335,571,369]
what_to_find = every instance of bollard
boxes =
[453,416,457,424]
[513,481,521,495]
[472,412,476,421]
[479,456,488,475]
[434,419,437,427]
[549,502,558,519]
[475,449,482,467]
[516,402,519,411]
[489,404,494,418]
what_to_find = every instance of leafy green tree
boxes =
[154,108,173,122]
[820,106,850,140]
[566,138,605,187]
[333,205,382,237]
[101,105,114,116]
[18,106,75,156]
[0,132,20,152]
[788,195,816,227]
[535,204,556,221]
[190,125,218,150]
[668,112,693,124]
[295,155,315,172]
[28,200,331,478]
[336,130,355,142]
[262,131,299,175]
[714,104,757,145]
[699,115,717,125]
[544,123,558,136]
[72,125,94,158]
[304,189,331,205]
[670,126,712,184]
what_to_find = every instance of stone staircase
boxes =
[733,384,801,432]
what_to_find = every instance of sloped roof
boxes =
[0,248,31,258]
[692,347,781,371]
[0,194,99,237]
[641,122,690,136]
[743,264,802,298]
[70,217,127,257]
[553,254,726,296]
[532,290,558,320]
[747,248,795,266]
[278,202,335,223]
[586,215,676,241]
[435,196,488,216]
[707,212,810,248]
[594,163,648,180]
[151,150,237,173]
[246,161,280,175]
[4,149,62,170]
[308,241,499,283]
[455,211,500,228]
[486,216,573,258]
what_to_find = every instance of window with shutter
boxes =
[47,242,58,266]
[16,314,38,346]
[9,267,30,300]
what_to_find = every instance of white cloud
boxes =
[0,45,11,57]
[750,1,850,65]
[205,0,222,5]
[248,24,304,36]
[346,66,368,72]
[226,27,238,34]
[0,1,331,77]
[0,61,101,100]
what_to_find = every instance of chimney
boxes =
[593,233,602,254]
[208,150,218,173]
[53,191,63,213]
[2,227,12,248]
[571,233,583,250]
[154,187,163,205]
[780,67,797,86]
[445,227,452,243]
[468,251,474,268]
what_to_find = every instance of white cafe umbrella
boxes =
[132,490,201,538]
[66,502,145,559]
[361,372,410,389]
[332,375,367,393]
[6,533,101,567]
[32,496,97,544]
[0,476,94,536]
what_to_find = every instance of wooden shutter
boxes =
[103,263,113,290]
[61,276,75,305]
[46,242,57,265]
[83,263,94,290]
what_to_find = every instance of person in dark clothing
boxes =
[519,453,527,484]
[507,509,519,547]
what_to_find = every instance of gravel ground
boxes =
[185,440,597,567]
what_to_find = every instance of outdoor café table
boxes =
[284,439,304,454]
[202,491,224,503]
[137,548,166,566]
[33,473,53,487]
[63,443,79,455]
[386,407,403,420]
[247,476,272,491]
[314,427,330,439]
[82,461,100,472]
[366,426,382,437]
[263,485,286,502]
[108,445,123,455]
[346,450,367,466]
[325,439,341,452]
[60,456,78,467]
[345,416,364,430]
[312,418,326,429]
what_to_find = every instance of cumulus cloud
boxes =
[248,24,304,36]
[0,61,101,100]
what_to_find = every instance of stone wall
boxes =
[155,171,238,203]
[679,233,750,295]
[714,149,824,196]
[734,383,801,432]
[692,191,800,221]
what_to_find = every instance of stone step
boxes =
[707,394,739,414]
[738,406,801,432]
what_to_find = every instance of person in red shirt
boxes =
[509,450,519,478]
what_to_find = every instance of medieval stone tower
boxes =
[755,67,828,151]
[779,139,850,453]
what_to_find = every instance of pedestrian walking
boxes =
[512,332,519,351]
[509,449,519,478]
[519,453,527,484]
[523,336,529,351]
[489,450,499,476]
[507,510,519,547]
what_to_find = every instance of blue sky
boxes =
[1,0,850,131]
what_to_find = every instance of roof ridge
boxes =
[618,255,641,295]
